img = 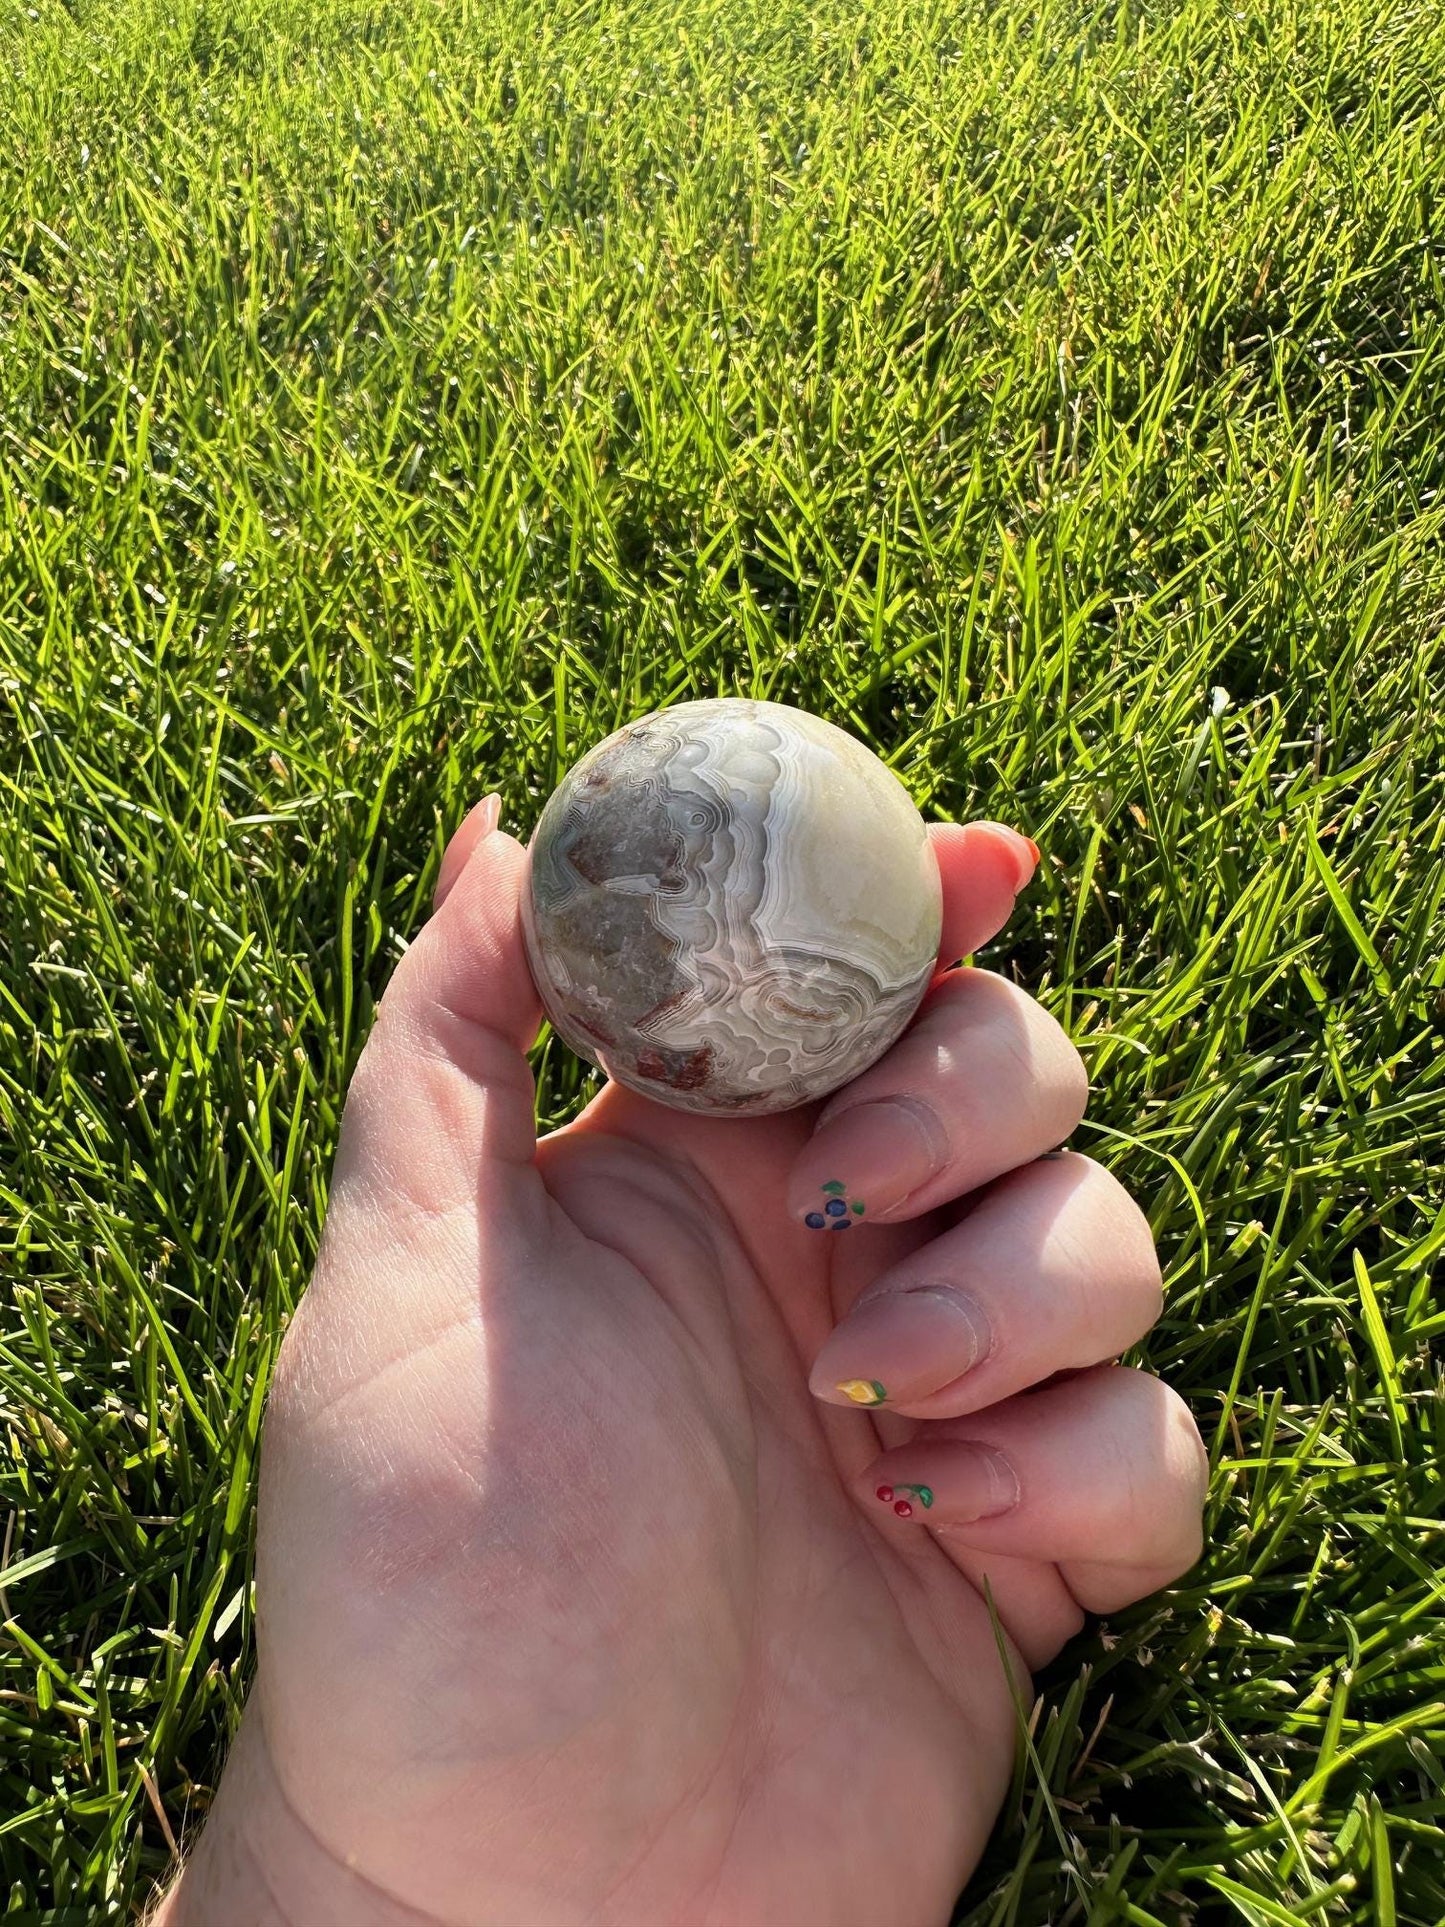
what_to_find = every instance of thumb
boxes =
[330,796,546,1225]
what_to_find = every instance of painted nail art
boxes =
[875,1482,934,1519]
[837,1378,887,1405]
[803,1179,867,1230]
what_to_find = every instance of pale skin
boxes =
[151,802,1209,1927]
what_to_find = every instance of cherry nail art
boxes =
[875,1482,933,1519]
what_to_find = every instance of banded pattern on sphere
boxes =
[521,699,942,1115]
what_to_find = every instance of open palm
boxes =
[174,802,1206,1927]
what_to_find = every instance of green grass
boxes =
[2,0,1443,1913]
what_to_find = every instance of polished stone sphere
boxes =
[521,698,941,1116]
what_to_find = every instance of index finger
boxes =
[781,821,1065,1232]
[784,968,1088,1229]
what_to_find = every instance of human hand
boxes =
[154,797,1208,1927]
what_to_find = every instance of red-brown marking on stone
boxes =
[770,996,832,1023]
[573,1014,618,1046]
[565,810,683,891]
[634,1042,714,1091]
[671,1043,714,1090]
[636,985,692,1028]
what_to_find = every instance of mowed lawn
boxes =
[2,0,1444,1915]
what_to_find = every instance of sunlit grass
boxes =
[2,0,1443,1915]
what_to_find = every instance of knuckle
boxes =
[1171,1395,1213,1511]
[1148,1377,1213,1530]
[1176,1513,1207,1577]
[1099,1366,1210,1530]
[1160,1506,1206,1583]
[913,972,1090,1139]
[1054,1368,1209,1588]
[1046,1162,1164,1341]
[1057,1039,1090,1130]
[1086,1159,1163,1277]
[1025,1004,1089,1135]
[1109,1193,1164,1322]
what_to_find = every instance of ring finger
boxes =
[807,1152,1162,1418]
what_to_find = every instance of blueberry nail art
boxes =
[805,1179,865,1229]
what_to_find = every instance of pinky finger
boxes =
[861,1366,1210,1614]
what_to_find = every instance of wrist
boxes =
[150,1697,434,1927]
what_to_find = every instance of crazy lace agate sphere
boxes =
[521,697,942,1116]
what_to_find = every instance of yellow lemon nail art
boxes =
[836,1379,888,1405]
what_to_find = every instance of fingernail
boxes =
[810,1286,992,1408]
[872,1444,1019,1524]
[790,1096,947,1227]
[992,825,1039,892]
[434,793,503,908]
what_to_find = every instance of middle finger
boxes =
[804,1152,1163,1418]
